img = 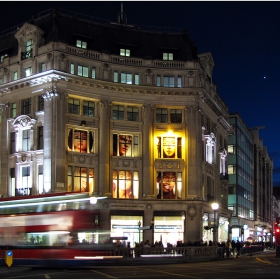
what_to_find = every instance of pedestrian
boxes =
[235,240,241,258]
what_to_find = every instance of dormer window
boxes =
[24,39,33,59]
[76,40,87,49]
[163,53,173,61]
[0,54,8,63]
[120,48,130,57]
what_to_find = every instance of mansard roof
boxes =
[0,8,198,61]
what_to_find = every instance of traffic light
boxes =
[5,250,13,267]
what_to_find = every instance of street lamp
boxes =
[211,202,219,246]
[138,221,141,243]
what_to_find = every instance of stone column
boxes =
[98,99,110,196]
[42,85,61,193]
[142,104,154,198]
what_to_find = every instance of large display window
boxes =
[68,129,94,153]
[112,170,139,199]
[113,134,139,157]
[156,172,182,199]
[156,136,182,158]
[153,216,184,247]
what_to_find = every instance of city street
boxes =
[0,250,279,279]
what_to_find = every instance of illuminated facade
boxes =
[0,9,233,245]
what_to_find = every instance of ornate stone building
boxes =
[0,8,233,245]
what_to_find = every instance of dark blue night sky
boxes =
[1,1,280,185]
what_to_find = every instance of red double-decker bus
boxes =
[0,192,117,267]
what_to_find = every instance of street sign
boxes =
[5,250,13,267]
[139,226,152,230]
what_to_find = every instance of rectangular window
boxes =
[113,134,139,157]
[22,129,30,151]
[76,40,87,49]
[68,129,94,154]
[112,170,138,199]
[228,145,236,154]
[178,76,182,88]
[135,74,139,85]
[72,166,94,193]
[120,48,130,57]
[38,95,44,111]
[38,165,44,194]
[0,54,8,62]
[121,72,132,84]
[164,76,175,87]
[25,67,32,77]
[22,99,31,115]
[156,171,181,199]
[10,132,15,154]
[0,78,2,85]
[156,108,168,123]
[112,105,124,120]
[228,165,236,174]
[10,168,15,196]
[70,63,75,74]
[156,136,182,159]
[163,53,173,60]
[68,98,80,114]
[157,75,161,86]
[83,100,94,117]
[92,68,96,79]
[127,106,139,121]
[114,71,118,83]
[170,109,182,123]
[40,62,46,72]
[11,102,16,118]
[18,166,31,196]
[78,65,89,77]
[38,126,44,150]
[13,71,18,81]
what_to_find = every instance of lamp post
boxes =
[211,202,219,246]
[138,221,141,244]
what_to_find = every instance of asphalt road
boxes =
[0,250,279,279]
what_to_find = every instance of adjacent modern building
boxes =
[228,113,273,243]
[0,8,234,246]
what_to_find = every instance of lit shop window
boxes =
[156,171,182,199]
[113,134,139,157]
[68,129,94,153]
[68,166,94,193]
[76,40,87,49]
[112,170,138,199]
[120,48,130,57]
[156,136,182,159]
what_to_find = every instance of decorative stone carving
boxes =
[187,204,197,220]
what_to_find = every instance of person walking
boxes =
[235,240,242,258]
